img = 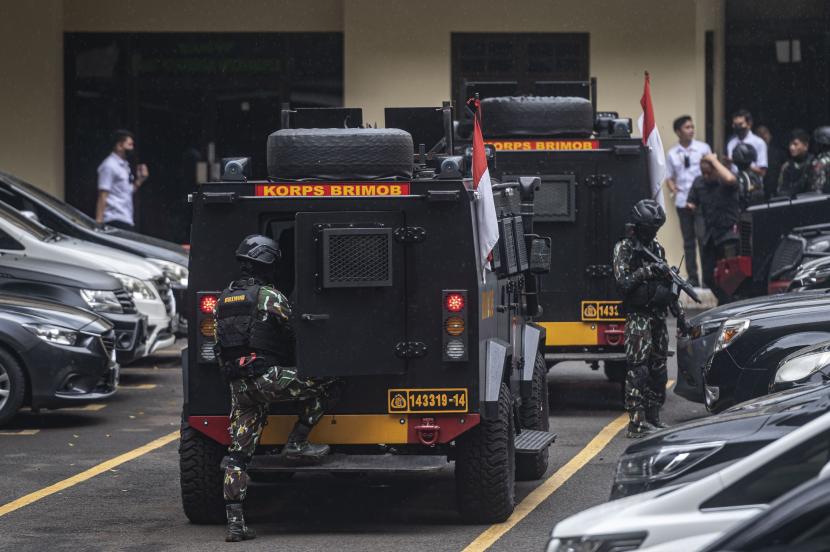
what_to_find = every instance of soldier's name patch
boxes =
[223,295,246,303]
[255,183,411,197]
[487,140,600,152]
[581,300,624,322]
[388,388,468,414]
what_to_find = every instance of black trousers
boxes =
[676,207,702,285]
[701,238,739,304]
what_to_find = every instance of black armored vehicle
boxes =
[460,80,651,382]
[180,106,555,524]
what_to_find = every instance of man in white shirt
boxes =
[96,129,149,231]
[665,115,710,287]
[726,109,768,177]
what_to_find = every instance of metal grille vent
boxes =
[739,219,753,255]
[769,236,805,279]
[100,330,116,356]
[154,277,174,315]
[513,216,528,271]
[499,217,518,274]
[114,288,137,314]
[534,175,576,222]
[322,228,393,288]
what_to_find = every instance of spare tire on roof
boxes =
[480,96,594,138]
[267,128,413,180]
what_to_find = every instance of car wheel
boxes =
[267,128,414,181]
[480,96,594,137]
[179,421,227,524]
[516,352,550,481]
[455,383,516,523]
[0,349,26,426]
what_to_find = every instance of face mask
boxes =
[636,226,658,243]
[733,125,749,138]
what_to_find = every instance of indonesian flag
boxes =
[471,99,500,275]
[637,72,666,206]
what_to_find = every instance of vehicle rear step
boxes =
[247,453,449,474]
[515,430,557,454]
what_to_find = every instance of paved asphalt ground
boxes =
[0,320,708,552]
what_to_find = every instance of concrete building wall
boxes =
[0,0,724,267]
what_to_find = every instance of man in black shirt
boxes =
[687,153,739,304]
[777,129,814,198]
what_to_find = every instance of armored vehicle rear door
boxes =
[294,210,407,377]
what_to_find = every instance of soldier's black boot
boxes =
[646,405,669,429]
[626,409,657,439]
[282,421,330,464]
[225,503,256,542]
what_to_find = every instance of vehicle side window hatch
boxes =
[0,229,24,250]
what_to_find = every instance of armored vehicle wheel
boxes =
[480,96,594,138]
[604,360,627,384]
[266,128,413,180]
[516,352,550,481]
[0,349,25,426]
[179,423,226,524]
[455,383,515,523]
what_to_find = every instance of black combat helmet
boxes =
[814,126,830,147]
[629,199,665,243]
[732,143,757,167]
[235,234,281,266]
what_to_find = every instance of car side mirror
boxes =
[20,210,39,223]
[528,236,551,274]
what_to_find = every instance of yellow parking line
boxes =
[0,430,178,518]
[62,404,107,412]
[462,379,675,552]
[0,429,40,436]
[119,384,157,390]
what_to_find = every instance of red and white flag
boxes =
[471,99,500,275]
[638,72,666,206]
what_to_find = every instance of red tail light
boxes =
[199,294,218,314]
[445,293,465,313]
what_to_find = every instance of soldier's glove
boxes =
[677,315,691,337]
[647,263,671,280]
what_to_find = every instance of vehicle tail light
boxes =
[199,294,218,314]
[200,318,216,337]
[442,290,468,362]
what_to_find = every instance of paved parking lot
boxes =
[0,328,707,552]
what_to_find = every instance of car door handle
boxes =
[301,313,330,322]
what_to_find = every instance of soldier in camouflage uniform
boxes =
[613,200,687,438]
[215,234,331,542]
[811,126,830,193]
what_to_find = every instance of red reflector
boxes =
[199,295,218,314]
[445,293,465,312]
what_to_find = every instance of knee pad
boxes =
[221,452,249,472]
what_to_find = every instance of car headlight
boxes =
[714,318,750,352]
[80,289,124,313]
[147,258,188,287]
[690,319,724,339]
[108,273,158,301]
[547,533,647,552]
[23,323,80,346]
[615,442,725,484]
[774,351,830,384]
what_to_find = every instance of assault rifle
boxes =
[638,243,701,304]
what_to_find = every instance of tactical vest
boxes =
[622,242,673,313]
[215,280,288,373]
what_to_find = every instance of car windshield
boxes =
[3,174,99,231]
[0,201,55,241]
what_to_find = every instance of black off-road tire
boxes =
[267,128,413,180]
[0,349,25,426]
[455,383,515,523]
[480,96,594,138]
[604,361,627,384]
[516,352,550,481]
[179,423,227,524]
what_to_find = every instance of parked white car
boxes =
[546,410,830,552]
[0,201,176,354]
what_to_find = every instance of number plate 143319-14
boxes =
[388,389,468,414]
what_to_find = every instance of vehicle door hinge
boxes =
[584,174,612,187]
[394,341,427,359]
[394,226,426,243]
[585,264,613,278]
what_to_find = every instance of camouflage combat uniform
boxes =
[612,238,678,427]
[812,152,830,194]
[217,284,328,503]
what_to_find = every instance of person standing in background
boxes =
[755,125,785,200]
[665,115,710,288]
[811,126,830,193]
[96,129,149,231]
[726,109,768,178]
[777,129,814,197]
